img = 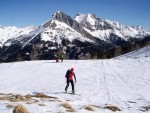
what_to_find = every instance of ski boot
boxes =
[65,89,67,93]
[72,90,75,95]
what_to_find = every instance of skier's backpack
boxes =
[65,69,70,78]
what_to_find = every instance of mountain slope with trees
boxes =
[0,11,150,62]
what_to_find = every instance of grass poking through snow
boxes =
[13,104,29,113]
[61,102,76,112]
[104,105,121,112]
[84,105,95,111]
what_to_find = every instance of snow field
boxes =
[0,57,150,113]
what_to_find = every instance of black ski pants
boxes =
[65,80,74,91]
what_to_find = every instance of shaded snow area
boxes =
[0,57,150,113]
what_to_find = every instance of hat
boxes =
[71,68,74,71]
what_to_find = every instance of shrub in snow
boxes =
[104,105,121,112]
[140,105,150,112]
[61,102,76,112]
[13,104,29,113]
[84,105,95,111]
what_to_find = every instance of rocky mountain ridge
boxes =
[0,11,150,62]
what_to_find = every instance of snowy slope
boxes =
[116,45,150,59]
[0,57,150,112]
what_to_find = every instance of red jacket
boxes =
[66,69,76,81]
[69,72,74,81]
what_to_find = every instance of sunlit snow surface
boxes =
[0,45,150,113]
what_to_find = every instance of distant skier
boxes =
[61,53,64,62]
[65,68,76,94]
[55,54,59,62]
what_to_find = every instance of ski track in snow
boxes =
[0,58,150,113]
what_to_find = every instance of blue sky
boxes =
[0,0,150,30]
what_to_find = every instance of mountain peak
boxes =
[74,13,98,27]
[133,25,144,30]
[87,13,96,17]
[55,10,61,13]
[53,10,64,15]
[52,11,70,20]
[75,13,82,16]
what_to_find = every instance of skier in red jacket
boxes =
[65,68,76,94]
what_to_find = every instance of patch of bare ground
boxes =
[0,92,64,113]
[104,105,121,112]
[31,93,58,99]
[13,104,29,113]
[1,92,64,112]
[38,103,46,106]
[32,93,62,103]
[61,102,76,112]
[84,105,95,111]
[0,93,59,103]
[139,105,150,112]
[0,94,31,102]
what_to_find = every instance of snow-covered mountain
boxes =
[0,11,150,62]
[74,13,150,41]
[0,46,150,113]
[1,11,150,45]
[45,11,150,43]
[0,26,37,46]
